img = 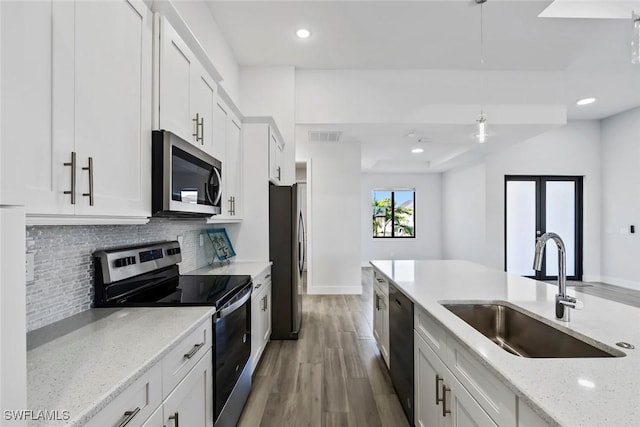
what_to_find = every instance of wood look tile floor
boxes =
[238,269,409,427]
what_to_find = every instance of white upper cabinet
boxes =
[158,16,220,157]
[73,0,152,217]
[269,128,284,184]
[2,0,152,223]
[208,97,243,222]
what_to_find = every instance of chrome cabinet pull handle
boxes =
[168,412,179,427]
[63,151,76,205]
[277,166,281,181]
[82,157,94,206]
[198,117,204,144]
[192,113,200,141]
[442,384,451,417]
[255,282,262,290]
[116,407,140,427]
[435,375,443,405]
[228,197,233,215]
[264,274,271,279]
[183,342,204,360]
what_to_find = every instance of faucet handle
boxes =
[558,295,584,310]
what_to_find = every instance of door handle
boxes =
[82,157,94,206]
[183,342,204,360]
[435,375,444,405]
[192,113,200,142]
[442,384,451,417]
[63,151,76,205]
[168,412,179,427]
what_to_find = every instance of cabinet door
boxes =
[141,406,163,427]
[212,101,227,165]
[415,334,445,427]
[250,290,263,374]
[269,130,279,183]
[74,0,152,217]
[192,63,216,154]
[444,375,498,427]
[164,348,213,427]
[226,117,242,218]
[380,295,390,368]
[2,1,74,213]
[159,17,197,144]
[262,280,272,343]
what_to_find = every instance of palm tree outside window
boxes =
[372,190,415,238]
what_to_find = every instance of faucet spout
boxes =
[532,232,577,321]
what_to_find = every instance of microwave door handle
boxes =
[212,167,223,206]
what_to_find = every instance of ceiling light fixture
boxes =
[296,28,311,39]
[407,131,416,138]
[576,97,596,106]
[633,11,640,64]
[475,0,488,144]
[411,148,424,154]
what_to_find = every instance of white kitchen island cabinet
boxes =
[3,0,153,224]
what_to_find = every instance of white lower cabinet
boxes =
[415,334,497,427]
[163,348,213,427]
[251,268,272,374]
[86,317,213,427]
[372,272,390,368]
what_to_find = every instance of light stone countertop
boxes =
[186,261,272,279]
[370,259,640,427]
[26,306,215,426]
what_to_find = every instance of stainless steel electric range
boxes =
[93,241,251,427]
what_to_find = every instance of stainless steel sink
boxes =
[442,303,625,358]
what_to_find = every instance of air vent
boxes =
[308,130,341,142]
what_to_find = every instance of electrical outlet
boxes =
[26,252,35,282]
[199,234,204,247]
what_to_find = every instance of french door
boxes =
[504,176,583,281]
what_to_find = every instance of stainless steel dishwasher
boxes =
[389,283,414,426]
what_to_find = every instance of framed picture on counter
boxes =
[207,228,236,261]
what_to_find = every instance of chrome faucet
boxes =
[532,232,582,322]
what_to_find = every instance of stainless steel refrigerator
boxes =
[269,183,305,340]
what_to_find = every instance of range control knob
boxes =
[167,248,181,256]
[115,256,136,267]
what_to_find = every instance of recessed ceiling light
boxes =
[296,28,311,39]
[576,97,596,106]
[406,131,416,138]
[411,148,424,154]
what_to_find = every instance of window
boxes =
[372,190,415,238]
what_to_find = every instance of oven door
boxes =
[214,284,252,426]
[152,130,222,217]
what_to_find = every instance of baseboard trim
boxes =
[307,285,363,295]
[599,275,640,291]
[582,275,601,283]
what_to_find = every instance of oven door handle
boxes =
[217,286,252,319]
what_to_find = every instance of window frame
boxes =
[372,189,416,239]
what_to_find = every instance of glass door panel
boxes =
[545,181,576,277]
[506,181,537,276]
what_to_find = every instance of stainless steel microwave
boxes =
[152,130,222,217]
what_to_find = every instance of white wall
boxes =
[600,107,640,290]
[486,121,602,279]
[172,0,240,105]
[442,163,486,264]
[442,122,602,281]
[297,141,362,294]
[240,66,296,185]
[361,173,442,264]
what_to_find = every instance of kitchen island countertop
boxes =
[370,259,640,427]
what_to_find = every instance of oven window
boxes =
[171,146,219,206]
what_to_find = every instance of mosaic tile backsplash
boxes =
[25,220,231,331]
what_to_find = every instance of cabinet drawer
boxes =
[446,338,516,427]
[252,268,271,294]
[85,362,161,427]
[414,306,447,360]
[373,271,389,296]
[162,318,212,398]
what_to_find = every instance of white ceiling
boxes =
[206,0,640,172]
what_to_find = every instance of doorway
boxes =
[504,175,583,281]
